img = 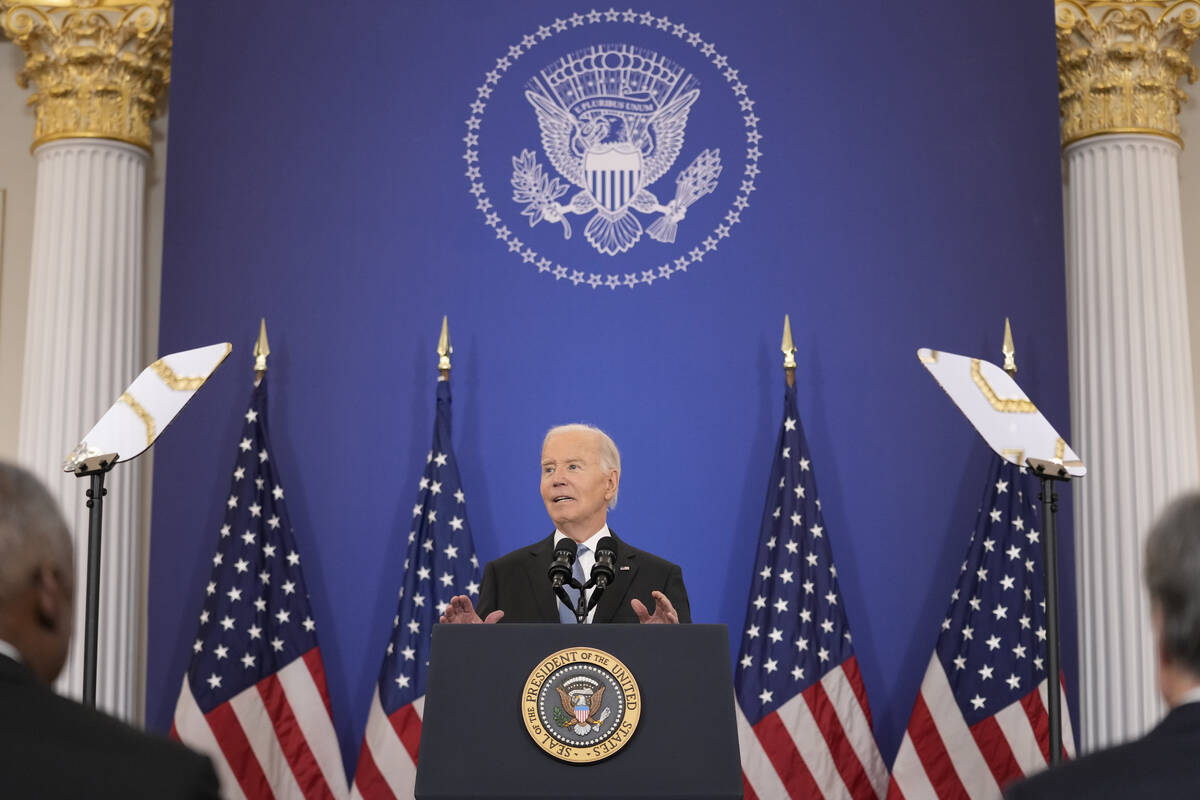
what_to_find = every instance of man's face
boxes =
[540,430,618,537]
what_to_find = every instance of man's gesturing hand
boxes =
[631,590,680,624]
[439,595,504,624]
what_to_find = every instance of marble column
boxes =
[1,0,171,721]
[1056,0,1200,751]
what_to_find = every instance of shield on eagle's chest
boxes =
[584,146,643,213]
[574,697,590,724]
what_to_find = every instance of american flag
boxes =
[171,374,349,799]
[887,457,1076,799]
[349,379,480,799]
[736,383,888,800]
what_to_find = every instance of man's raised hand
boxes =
[439,594,504,624]
[631,590,679,624]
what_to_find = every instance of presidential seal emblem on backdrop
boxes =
[463,9,763,290]
[522,646,641,763]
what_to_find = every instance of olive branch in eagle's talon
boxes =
[511,149,573,239]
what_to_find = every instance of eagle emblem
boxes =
[511,44,722,256]
[553,683,612,735]
[523,646,640,763]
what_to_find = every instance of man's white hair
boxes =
[543,423,621,509]
[0,462,72,602]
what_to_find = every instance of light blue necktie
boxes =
[558,543,588,623]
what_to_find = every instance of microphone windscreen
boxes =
[554,538,578,559]
[595,536,617,560]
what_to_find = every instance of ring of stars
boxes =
[463,9,763,290]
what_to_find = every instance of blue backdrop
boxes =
[148,0,1076,778]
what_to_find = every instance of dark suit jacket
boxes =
[475,531,691,623]
[0,653,219,799]
[1004,702,1200,799]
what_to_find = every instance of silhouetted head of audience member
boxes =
[1144,492,1200,706]
[0,462,74,684]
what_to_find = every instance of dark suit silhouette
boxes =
[0,653,219,799]
[1005,702,1200,799]
[475,531,691,623]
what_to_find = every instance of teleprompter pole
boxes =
[1029,457,1069,766]
[75,454,117,709]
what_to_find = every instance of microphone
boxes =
[547,538,578,589]
[590,536,618,592]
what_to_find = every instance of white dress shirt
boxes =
[0,637,23,664]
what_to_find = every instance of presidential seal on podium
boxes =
[522,646,641,763]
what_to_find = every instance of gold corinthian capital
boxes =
[0,0,171,152]
[1056,0,1200,147]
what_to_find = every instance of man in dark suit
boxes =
[1005,492,1200,798]
[441,423,690,624]
[0,461,219,799]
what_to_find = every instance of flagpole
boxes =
[254,318,270,384]
[437,315,451,382]
[735,314,888,797]
[1002,317,1017,378]
[781,314,796,388]
[170,323,348,793]
[1008,317,1069,767]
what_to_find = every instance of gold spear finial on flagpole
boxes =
[253,318,270,385]
[782,314,797,388]
[437,315,452,381]
[1002,317,1017,377]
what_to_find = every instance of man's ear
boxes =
[605,470,620,500]
[32,562,69,633]
[1151,604,1169,668]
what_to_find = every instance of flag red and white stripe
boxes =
[739,657,888,800]
[347,691,425,800]
[888,657,1075,799]
[173,648,348,800]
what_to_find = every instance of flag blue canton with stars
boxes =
[377,380,480,713]
[186,375,323,710]
[936,458,1049,724]
[734,384,858,719]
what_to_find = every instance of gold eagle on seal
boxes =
[556,685,606,726]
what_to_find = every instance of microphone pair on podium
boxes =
[547,537,618,622]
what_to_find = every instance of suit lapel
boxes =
[593,532,638,623]
[522,534,560,622]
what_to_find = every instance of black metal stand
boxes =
[553,579,589,624]
[1028,458,1071,766]
[584,578,607,614]
[575,583,589,623]
[73,454,117,709]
